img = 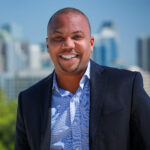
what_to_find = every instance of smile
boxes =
[60,54,78,60]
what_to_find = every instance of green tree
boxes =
[0,90,17,150]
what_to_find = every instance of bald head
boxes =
[47,7,91,36]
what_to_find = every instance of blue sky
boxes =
[0,0,150,66]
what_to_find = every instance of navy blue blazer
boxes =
[15,60,150,150]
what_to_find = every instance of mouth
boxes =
[59,54,79,60]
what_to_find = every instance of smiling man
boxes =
[46,10,94,94]
[15,8,150,150]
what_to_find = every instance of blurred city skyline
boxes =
[0,0,150,66]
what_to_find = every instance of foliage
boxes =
[0,89,17,150]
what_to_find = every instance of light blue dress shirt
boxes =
[50,62,90,150]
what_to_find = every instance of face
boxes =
[46,12,94,75]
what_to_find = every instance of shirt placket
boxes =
[70,92,82,150]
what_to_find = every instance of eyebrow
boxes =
[53,30,63,34]
[72,31,84,34]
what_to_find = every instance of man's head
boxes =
[47,7,91,36]
[46,7,94,75]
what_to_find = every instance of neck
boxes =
[55,71,85,94]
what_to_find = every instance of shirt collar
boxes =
[52,72,60,94]
[83,61,90,80]
[52,61,90,93]
[79,61,90,89]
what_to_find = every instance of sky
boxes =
[0,0,150,66]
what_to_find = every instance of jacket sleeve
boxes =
[131,72,150,150]
[15,92,30,150]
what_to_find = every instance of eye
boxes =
[73,35,83,40]
[53,36,64,42]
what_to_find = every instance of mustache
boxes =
[59,49,80,55]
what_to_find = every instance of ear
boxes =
[46,38,49,49]
[90,36,94,52]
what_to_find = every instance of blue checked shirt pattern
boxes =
[50,62,90,150]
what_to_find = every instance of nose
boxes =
[62,38,75,49]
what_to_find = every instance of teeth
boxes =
[61,54,76,59]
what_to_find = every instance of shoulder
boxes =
[90,60,142,85]
[17,73,54,110]
[19,72,54,97]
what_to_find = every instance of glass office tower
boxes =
[93,21,118,67]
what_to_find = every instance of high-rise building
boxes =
[0,68,52,98]
[0,29,15,72]
[0,39,6,72]
[0,24,27,73]
[137,36,150,72]
[29,44,42,70]
[40,42,54,69]
[1,23,23,40]
[93,21,118,66]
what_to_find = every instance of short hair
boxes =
[47,7,91,35]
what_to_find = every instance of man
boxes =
[15,7,150,150]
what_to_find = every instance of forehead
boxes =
[48,13,90,34]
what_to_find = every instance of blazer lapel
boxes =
[89,60,108,147]
[39,74,53,150]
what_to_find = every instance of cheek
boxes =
[48,44,58,55]
[48,48,56,62]
[75,41,87,51]
[83,46,93,60]
[75,43,92,60]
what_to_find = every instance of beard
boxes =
[58,59,81,73]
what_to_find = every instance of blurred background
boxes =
[0,0,150,149]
